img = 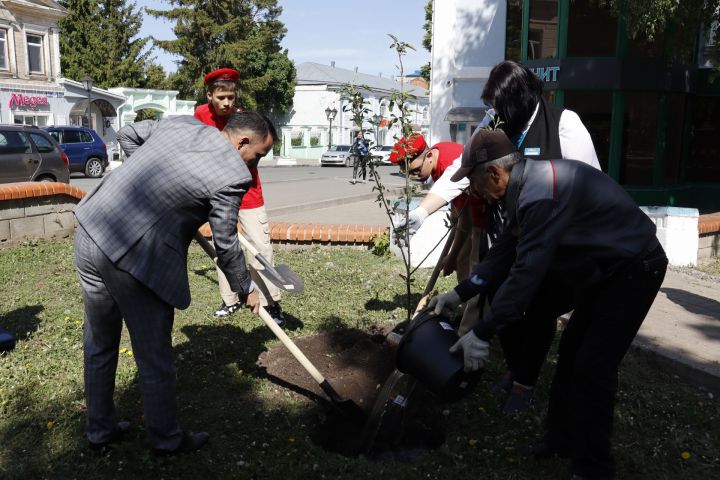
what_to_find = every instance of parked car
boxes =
[370,145,395,164]
[320,145,355,167]
[42,126,108,178]
[0,125,69,184]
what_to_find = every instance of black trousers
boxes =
[546,247,667,479]
[352,155,367,181]
[498,272,574,387]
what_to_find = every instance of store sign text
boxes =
[531,66,560,83]
[9,93,50,110]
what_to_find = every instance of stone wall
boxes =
[0,182,85,245]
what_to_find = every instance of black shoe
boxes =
[152,431,210,457]
[515,437,570,459]
[214,301,242,318]
[265,303,286,328]
[503,383,534,413]
[88,420,130,451]
[491,372,514,396]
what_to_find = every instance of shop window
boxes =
[567,0,617,57]
[26,34,44,74]
[528,0,558,60]
[622,93,658,185]
[13,114,48,127]
[688,96,720,182]
[505,0,522,61]
[564,90,612,171]
[0,30,8,70]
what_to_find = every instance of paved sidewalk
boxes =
[635,268,720,391]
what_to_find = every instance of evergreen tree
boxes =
[147,0,296,114]
[419,0,432,83]
[143,63,170,89]
[59,0,151,88]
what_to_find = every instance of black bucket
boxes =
[395,309,480,402]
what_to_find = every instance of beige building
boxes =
[0,0,125,140]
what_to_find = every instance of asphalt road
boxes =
[70,165,414,221]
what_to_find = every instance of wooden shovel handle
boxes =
[258,306,326,386]
[236,233,260,257]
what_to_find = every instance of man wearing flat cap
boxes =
[429,130,667,480]
[194,68,286,327]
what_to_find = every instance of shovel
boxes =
[193,232,304,294]
[257,305,366,425]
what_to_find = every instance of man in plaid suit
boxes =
[73,112,275,455]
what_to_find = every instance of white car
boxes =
[370,145,395,164]
[320,145,355,167]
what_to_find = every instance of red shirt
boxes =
[194,103,264,209]
[431,142,486,228]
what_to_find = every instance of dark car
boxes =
[0,125,70,184]
[43,126,108,178]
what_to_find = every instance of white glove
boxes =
[449,330,490,372]
[428,290,461,316]
[395,207,429,235]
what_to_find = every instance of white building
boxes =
[428,0,505,146]
[280,62,430,161]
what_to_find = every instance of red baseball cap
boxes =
[204,68,240,86]
[388,133,427,164]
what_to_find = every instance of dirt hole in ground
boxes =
[257,328,448,461]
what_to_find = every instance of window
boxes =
[622,93,659,185]
[80,131,94,143]
[505,0,523,61]
[29,133,55,153]
[688,96,720,182]
[63,130,82,143]
[0,131,31,154]
[564,91,612,172]
[26,34,44,74]
[528,0,558,60]
[567,0,617,57]
[47,130,61,142]
[0,30,8,70]
[13,114,48,127]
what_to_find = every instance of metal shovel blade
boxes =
[263,263,305,293]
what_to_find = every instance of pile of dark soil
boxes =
[257,329,448,461]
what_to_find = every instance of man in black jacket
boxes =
[430,130,667,480]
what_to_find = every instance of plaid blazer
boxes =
[75,115,253,309]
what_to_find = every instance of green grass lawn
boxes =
[0,239,718,479]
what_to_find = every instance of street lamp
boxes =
[372,113,382,146]
[325,106,337,149]
[81,75,93,129]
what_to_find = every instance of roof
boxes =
[296,62,428,98]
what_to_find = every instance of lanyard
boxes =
[514,129,528,148]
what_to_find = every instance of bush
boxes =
[310,136,320,147]
[290,136,302,147]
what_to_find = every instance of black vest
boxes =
[518,97,563,159]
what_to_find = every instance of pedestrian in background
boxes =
[74,112,275,455]
[350,130,368,184]
[195,68,286,327]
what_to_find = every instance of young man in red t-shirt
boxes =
[194,68,285,326]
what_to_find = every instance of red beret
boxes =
[388,133,427,164]
[204,68,240,85]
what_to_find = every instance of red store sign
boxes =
[9,93,50,110]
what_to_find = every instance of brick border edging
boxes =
[199,222,388,245]
[699,213,720,235]
[0,182,85,201]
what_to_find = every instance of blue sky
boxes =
[135,0,430,78]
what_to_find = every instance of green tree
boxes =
[142,63,169,89]
[419,0,432,83]
[595,0,720,65]
[147,0,296,114]
[59,0,151,88]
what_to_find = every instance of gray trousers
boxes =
[73,226,184,450]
